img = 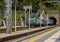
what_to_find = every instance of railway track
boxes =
[4,25,58,42]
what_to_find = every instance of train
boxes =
[26,10,57,27]
[26,16,57,27]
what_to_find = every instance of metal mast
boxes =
[15,0,17,32]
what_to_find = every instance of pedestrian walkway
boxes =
[44,31,60,42]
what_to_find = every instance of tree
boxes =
[0,0,5,10]
[12,0,40,13]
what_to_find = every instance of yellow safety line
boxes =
[28,27,60,42]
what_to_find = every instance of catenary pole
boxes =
[15,0,17,32]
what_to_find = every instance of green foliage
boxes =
[0,0,60,20]
[12,0,40,11]
[0,0,5,9]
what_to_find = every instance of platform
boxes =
[44,30,60,42]
[0,26,55,41]
[22,26,60,42]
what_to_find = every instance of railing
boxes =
[0,21,27,29]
